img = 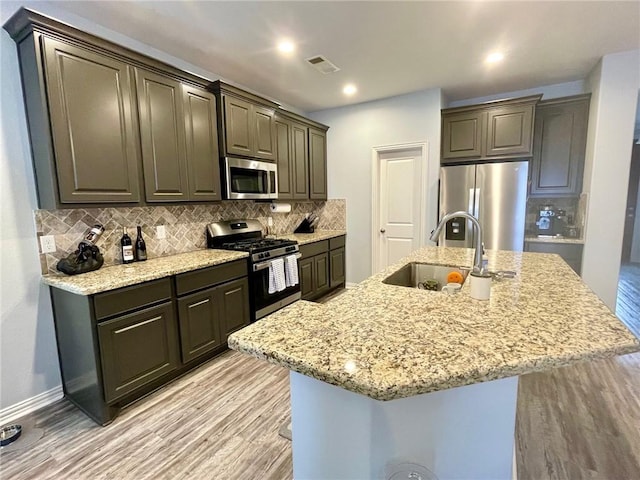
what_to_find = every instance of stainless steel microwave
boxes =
[223,157,278,200]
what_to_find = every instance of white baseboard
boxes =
[345,282,358,289]
[0,385,63,425]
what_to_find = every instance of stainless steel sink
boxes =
[382,262,470,291]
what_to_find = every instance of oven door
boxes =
[224,157,277,200]
[250,255,301,321]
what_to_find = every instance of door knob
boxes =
[380,229,386,233]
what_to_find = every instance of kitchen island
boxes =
[229,247,639,479]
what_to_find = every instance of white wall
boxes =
[310,89,443,283]
[0,16,62,413]
[582,50,640,309]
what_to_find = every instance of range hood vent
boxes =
[305,55,340,74]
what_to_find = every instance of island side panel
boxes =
[290,371,519,480]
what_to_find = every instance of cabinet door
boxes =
[275,116,294,198]
[253,105,276,160]
[42,37,141,203]
[529,99,589,198]
[309,127,327,200]
[486,105,535,157]
[177,288,221,364]
[330,247,346,288]
[299,256,315,300]
[219,277,250,340]
[291,122,310,199]
[224,96,253,156]
[183,86,221,201]
[135,69,189,202]
[441,111,484,160]
[98,302,178,403]
[314,252,330,294]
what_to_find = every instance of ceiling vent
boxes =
[305,55,340,74]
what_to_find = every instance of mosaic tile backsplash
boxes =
[35,199,346,274]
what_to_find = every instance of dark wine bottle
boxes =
[121,227,134,264]
[135,225,147,261]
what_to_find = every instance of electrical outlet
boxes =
[40,235,56,253]
[267,217,273,227]
[156,225,166,239]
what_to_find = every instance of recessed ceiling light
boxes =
[343,84,357,96]
[486,52,505,64]
[277,40,295,54]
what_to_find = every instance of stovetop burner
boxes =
[221,238,297,254]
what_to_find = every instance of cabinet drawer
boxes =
[94,278,172,321]
[175,259,247,296]
[329,235,346,250]
[300,240,329,258]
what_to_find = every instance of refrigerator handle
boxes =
[474,188,480,218]
[468,188,475,215]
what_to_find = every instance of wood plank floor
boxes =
[2,304,639,479]
[617,262,640,338]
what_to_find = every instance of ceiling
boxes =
[8,1,640,113]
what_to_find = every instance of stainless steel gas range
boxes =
[206,219,301,321]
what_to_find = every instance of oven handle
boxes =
[253,253,302,272]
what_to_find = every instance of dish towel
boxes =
[268,258,287,293]
[285,254,299,287]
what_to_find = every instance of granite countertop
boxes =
[42,249,248,295]
[229,247,639,401]
[277,230,346,245]
[525,235,584,245]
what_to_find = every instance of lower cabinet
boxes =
[524,241,583,275]
[300,235,346,301]
[98,302,179,403]
[49,259,249,425]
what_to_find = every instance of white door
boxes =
[374,145,425,272]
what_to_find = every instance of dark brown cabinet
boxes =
[529,95,590,198]
[182,85,221,201]
[98,302,179,403]
[330,247,346,288]
[136,71,221,202]
[309,127,328,200]
[48,259,249,425]
[275,114,309,200]
[524,241,583,275]
[211,82,277,162]
[299,236,346,300]
[441,95,541,163]
[42,36,142,204]
[177,288,222,363]
[219,277,250,339]
[6,9,221,208]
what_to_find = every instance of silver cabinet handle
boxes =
[380,229,386,233]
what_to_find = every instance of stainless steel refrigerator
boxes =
[438,161,529,251]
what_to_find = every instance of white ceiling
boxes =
[9,1,640,113]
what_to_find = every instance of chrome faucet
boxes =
[430,211,484,274]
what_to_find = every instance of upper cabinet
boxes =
[441,95,541,163]
[136,71,220,202]
[41,37,142,205]
[529,94,590,198]
[274,111,328,201]
[309,127,328,200]
[5,8,220,208]
[210,81,277,162]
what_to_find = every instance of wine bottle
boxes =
[135,225,147,261]
[121,227,134,264]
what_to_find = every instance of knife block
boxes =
[294,218,315,233]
